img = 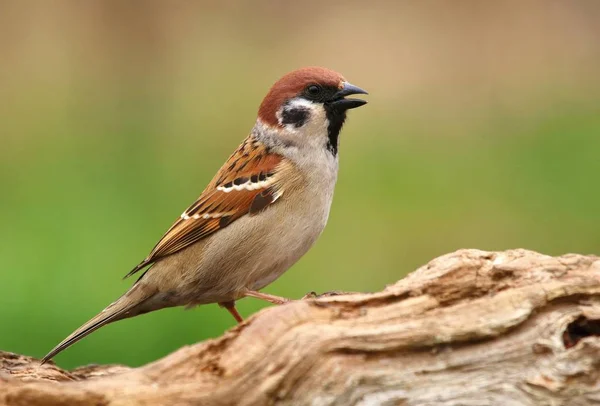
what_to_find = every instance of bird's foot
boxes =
[301,291,318,300]
[244,290,357,306]
[243,290,291,305]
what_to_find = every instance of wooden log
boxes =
[2,249,600,405]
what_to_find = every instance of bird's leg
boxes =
[244,290,291,305]
[219,301,244,323]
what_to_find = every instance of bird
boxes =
[41,66,368,364]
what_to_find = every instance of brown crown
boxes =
[258,67,345,127]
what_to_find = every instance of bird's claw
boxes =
[301,291,318,300]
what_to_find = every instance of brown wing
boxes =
[124,136,285,279]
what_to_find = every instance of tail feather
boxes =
[41,285,154,364]
[123,258,151,280]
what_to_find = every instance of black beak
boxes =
[329,82,368,111]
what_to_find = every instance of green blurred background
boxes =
[1,1,599,369]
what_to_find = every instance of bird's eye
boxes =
[306,84,322,97]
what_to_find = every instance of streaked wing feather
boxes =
[124,137,284,279]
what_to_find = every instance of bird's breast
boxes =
[159,151,339,304]
[242,158,338,290]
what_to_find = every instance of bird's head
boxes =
[257,67,367,155]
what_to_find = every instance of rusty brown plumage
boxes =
[125,137,284,278]
[258,66,345,127]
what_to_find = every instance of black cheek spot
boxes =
[281,106,309,128]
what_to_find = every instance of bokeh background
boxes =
[1,1,599,369]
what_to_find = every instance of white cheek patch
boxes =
[286,98,317,110]
[276,98,319,130]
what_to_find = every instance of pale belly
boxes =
[144,154,338,306]
[210,198,329,300]
[151,192,332,305]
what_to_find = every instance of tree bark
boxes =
[2,249,600,406]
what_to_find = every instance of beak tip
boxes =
[340,82,368,97]
[329,82,368,110]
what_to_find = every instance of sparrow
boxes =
[42,66,368,363]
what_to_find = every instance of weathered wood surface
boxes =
[2,249,600,406]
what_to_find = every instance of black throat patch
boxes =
[324,106,347,156]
